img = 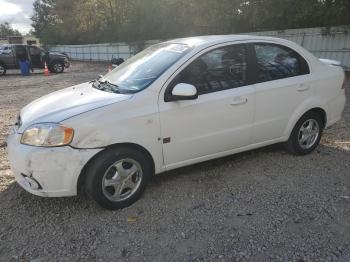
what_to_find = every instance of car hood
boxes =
[18,82,132,132]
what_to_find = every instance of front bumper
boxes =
[7,132,101,197]
[64,61,70,68]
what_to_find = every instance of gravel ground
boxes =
[0,62,349,262]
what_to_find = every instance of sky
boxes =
[0,0,35,34]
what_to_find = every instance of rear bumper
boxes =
[325,91,347,128]
[7,132,101,197]
[64,61,70,68]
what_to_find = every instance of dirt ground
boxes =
[0,62,349,262]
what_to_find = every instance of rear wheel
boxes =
[85,147,152,210]
[50,61,64,73]
[284,111,323,155]
[0,63,6,76]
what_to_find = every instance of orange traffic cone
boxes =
[44,62,49,76]
[108,64,112,72]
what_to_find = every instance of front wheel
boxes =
[284,112,324,155]
[85,147,152,210]
[50,61,64,73]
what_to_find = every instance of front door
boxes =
[14,45,28,63]
[159,44,255,167]
[28,46,44,68]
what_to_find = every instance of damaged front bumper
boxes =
[7,132,101,197]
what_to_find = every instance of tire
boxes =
[85,146,152,210]
[284,111,324,155]
[50,61,64,73]
[0,63,6,76]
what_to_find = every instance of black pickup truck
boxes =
[0,44,70,76]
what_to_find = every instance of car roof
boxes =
[165,34,283,47]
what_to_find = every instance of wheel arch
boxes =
[77,142,156,195]
[49,59,64,65]
[49,59,65,72]
[308,107,327,128]
[285,106,327,140]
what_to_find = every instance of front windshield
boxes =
[103,43,192,93]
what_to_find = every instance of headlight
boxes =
[20,123,74,147]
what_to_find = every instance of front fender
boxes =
[62,91,165,174]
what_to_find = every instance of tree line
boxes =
[31,0,350,45]
[0,22,21,38]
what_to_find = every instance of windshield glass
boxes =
[103,43,192,93]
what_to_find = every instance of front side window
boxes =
[103,43,192,93]
[254,43,309,82]
[174,44,248,95]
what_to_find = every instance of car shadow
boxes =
[150,143,286,184]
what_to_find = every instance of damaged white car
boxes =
[7,35,346,210]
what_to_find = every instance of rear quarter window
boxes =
[253,43,310,83]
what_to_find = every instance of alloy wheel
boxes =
[53,63,63,72]
[101,158,143,202]
[298,119,320,149]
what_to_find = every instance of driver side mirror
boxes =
[170,83,198,101]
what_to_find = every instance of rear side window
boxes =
[254,43,309,82]
[0,46,12,55]
[175,44,248,95]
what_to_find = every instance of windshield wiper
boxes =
[99,79,120,93]
[90,75,103,89]
[91,76,120,93]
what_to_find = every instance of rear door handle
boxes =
[297,84,310,92]
[230,97,248,106]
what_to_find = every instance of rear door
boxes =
[251,42,311,143]
[159,43,256,166]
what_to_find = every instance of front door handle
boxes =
[230,97,248,106]
[297,84,310,92]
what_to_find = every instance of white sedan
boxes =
[7,35,346,209]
